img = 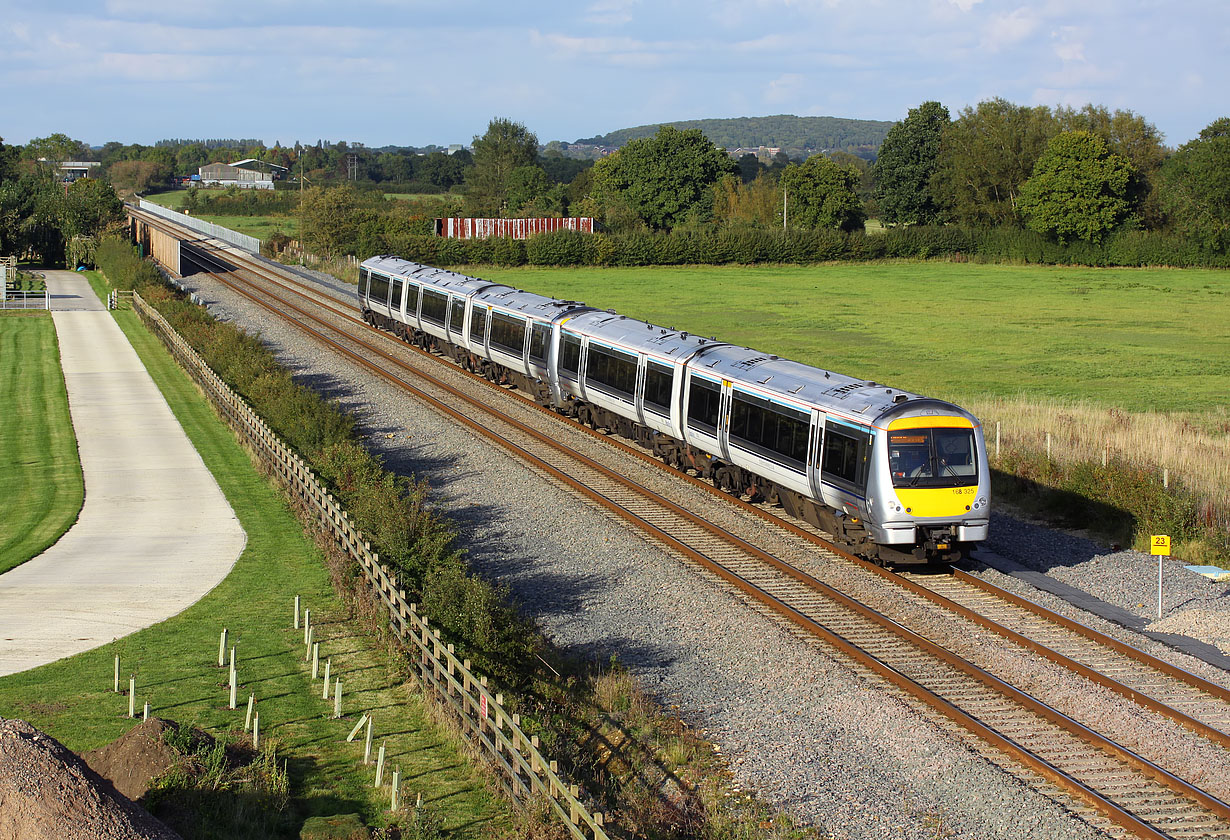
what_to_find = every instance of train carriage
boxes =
[358,255,990,566]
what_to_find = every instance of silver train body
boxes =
[358,255,990,565]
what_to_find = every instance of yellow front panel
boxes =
[887,416,976,430]
[895,486,977,518]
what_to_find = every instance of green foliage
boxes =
[591,125,737,231]
[21,133,91,164]
[932,98,1057,227]
[1161,117,1230,252]
[780,155,865,232]
[505,165,552,215]
[1018,131,1133,243]
[525,230,595,266]
[298,186,367,257]
[108,159,171,194]
[59,177,124,242]
[1054,105,1166,228]
[464,118,539,216]
[874,101,949,226]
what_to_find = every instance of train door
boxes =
[819,417,872,508]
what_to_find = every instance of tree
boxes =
[590,125,736,231]
[873,101,949,225]
[1055,105,1166,228]
[505,165,551,215]
[465,118,539,216]
[108,160,171,195]
[780,154,865,232]
[1161,117,1230,251]
[1017,131,1133,243]
[22,133,91,165]
[931,98,1057,226]
[712,173,782,228]
[59,177,124,241]
[298,186,364,257]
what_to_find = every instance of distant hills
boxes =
[573,114,895,159]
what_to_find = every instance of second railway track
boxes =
[130,207,1230,838]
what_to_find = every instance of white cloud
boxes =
[765,73,805,105]
[948,0,983,11]
[982,7,1039,50]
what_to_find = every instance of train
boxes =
[357,255,990,566]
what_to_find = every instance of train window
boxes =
[529,323,550,364]
[405,283,420,317]
[586,343,637,399]
[390,277,404,313]
[888,427,977,488]
[559,332,582,377]
[470,304,487,344]
[821,422,870,489]
[359,267,370,298]
[686,376,721,435]
[448,297,465,334]
[729,390,808,472]
[421,289,447,325]
[643,360,674,416]
[369,272,391,308]
[490,311,527,356]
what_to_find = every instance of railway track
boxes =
[128,207,1230,838]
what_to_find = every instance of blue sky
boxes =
[2,1,1226,149]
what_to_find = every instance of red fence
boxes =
[435,218,595,240]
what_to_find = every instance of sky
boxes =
[1,0,1226,151]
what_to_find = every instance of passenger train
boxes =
[358,255,990,565]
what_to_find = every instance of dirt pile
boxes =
[81,718,189,802]
[0,717,181,840]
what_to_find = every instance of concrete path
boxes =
[0,272,245,676]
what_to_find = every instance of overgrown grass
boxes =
[0,279,506,837]
[0,312,83,573]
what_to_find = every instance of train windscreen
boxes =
[888,428,977,488]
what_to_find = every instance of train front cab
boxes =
[870,412,989,563]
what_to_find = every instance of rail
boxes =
[131,291,609,839]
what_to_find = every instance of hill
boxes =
[574,114,894,159]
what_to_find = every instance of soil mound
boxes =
[81,718,194,802]
[0,717,181,840]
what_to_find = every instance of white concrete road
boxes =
[0,272,245,676]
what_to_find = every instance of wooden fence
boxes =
[133,292,610,839]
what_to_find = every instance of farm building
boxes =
[435,217,595,239]
[197,159,286,190]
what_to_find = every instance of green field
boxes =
[141,191,298,238]
[473,262,1230,413]
[0,313,83,574]
[0,284,504,835]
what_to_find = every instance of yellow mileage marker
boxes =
[1151,535,1170,619]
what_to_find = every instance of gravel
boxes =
[167,263,1222,840]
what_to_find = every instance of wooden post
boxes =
[446,644,455,695]
[995,421,1000,460]
[218,628,228,667]
[463,660,471,694]
[1164,467,1169,489]
[570,785,580,824]
[1102,443,1108,467]
[1046,432,1052,460]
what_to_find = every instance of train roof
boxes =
[561,309,725,361]
[471,285,593,322]
[363,255,495,296]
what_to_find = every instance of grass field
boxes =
[0,279,505,835]
[141,191,299,239]
[472,261,1230,414]
[0,313,83,574]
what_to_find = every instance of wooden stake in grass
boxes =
[245,694,255,732]
[374,742,386,787]
[218,628,228,667]
[333,678,342,719]
[294,594,300,630]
